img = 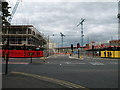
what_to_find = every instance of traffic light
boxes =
[71,44,73,50]
[77,43,80,48]
[2,2,11,17]
[2,1,11,25]
[92,45,94,50]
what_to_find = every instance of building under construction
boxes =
[1,25,47,50]
[0,1,47,58]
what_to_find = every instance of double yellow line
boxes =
[11,72,89,89]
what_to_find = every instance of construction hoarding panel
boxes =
[101,51,120,58]
[1,50,43,58]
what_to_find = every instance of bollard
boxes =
[4,54,7,60]
[30,53,33,63]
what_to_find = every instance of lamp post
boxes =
[47,34,55,56]
[48,35,49,56]
[30,52,33,63]
[77,42,80,58]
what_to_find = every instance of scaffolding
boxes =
[1,25,47,50]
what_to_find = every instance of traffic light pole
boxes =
[5,38,9,75]
[30,53,33,63]
[92,45,94,57]
[77,43,80,58]
[2,1,11,75]
[5,53,9,75]
[48,35,49,56]
[72,50,73,56]
[71,44,73,56]
[78,49,79,58]
[31,55,32,63]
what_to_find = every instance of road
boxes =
[2,55,118,88]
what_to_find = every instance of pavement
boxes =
[2,73,68,88]
[2,71,88,89]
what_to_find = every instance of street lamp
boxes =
[47,34,55,56]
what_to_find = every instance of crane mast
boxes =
[60,32,65,47]
[8,0,21,23]
[77,18,85,46]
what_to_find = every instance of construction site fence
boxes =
[0,50,43,58]
[54,50,120,58]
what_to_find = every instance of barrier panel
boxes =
[101,51,120,58]
[0,50,2,57]
[0,50,43,58]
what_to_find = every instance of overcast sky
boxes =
[7,0,119,47]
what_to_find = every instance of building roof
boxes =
[4,25,34,28]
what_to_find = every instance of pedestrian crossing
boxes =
[1,61,117,65]
[89,62,105,65]
[45,61,118,66]
[1,59,118,65]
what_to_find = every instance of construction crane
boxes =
[8,0,21,23]
[60,32,65,47]
[77,18,85,46]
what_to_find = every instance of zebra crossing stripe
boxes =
[89,62,105,65]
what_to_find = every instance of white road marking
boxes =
[89,62,105,65]
[108,62,118,64]
[64,62,71,64]
[2,62,29,64]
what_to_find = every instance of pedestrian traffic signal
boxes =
[71,44,73,50]
[2,1,11,25]
[2,2,11,16]
[77,43,80,48]
[92,45,94,50]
